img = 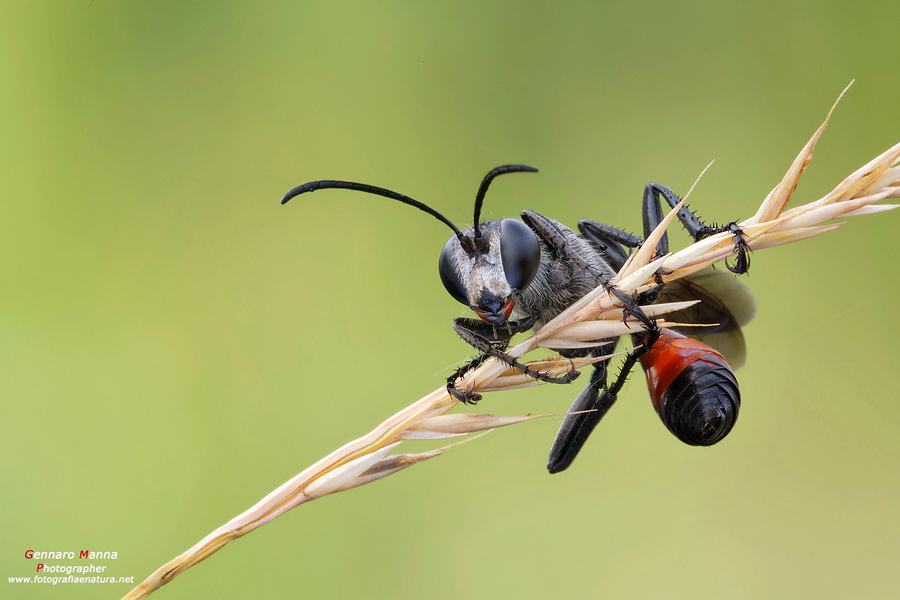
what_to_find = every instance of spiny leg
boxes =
[577,220,640,271]
[719,222,751,274]
[643,183,751,274]
[451,319,579,392]
[446,316,550,404]
[547,342,613,473]
[547,325,661,473]
[446,352,490,404]
[451,315,536,343]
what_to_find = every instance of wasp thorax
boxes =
[438,219,540,324]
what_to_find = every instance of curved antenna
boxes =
[281,179,462,238]
[473,165,539,238]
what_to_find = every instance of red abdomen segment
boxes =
[639,329,740,446]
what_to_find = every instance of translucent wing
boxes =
[655,268,756,369]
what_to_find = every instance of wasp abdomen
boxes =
[639,330,740,446]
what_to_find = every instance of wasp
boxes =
[281,165,755,473]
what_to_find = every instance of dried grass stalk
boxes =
[122,87,900,600]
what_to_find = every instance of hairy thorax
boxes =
[513,218,612,330]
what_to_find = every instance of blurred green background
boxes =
[2,1,899,598]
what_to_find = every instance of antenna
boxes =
[281,179,463,239]
[472,165,538,239]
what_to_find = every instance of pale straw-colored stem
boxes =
[122,87,900,600]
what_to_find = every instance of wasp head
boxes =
[438,218,540,324]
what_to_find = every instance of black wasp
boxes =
[282,165,755,473]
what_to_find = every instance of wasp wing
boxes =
[655,268,756,369]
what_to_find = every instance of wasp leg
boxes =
[449,319,580,402]
[547,326,660,473]
[547,366,613,473]
[522,210,618,280]
[451,315,535,345]
[692,221,751,274]
[643,183,751,274]
[718,222,751,274]
[643,183,703,255]
[547,341,613,473]
[446,316,544,404]
[446,352,490,404]
[577,221,640,271]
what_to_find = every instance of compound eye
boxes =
[439,236,468,305]
[500,218,540,291]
